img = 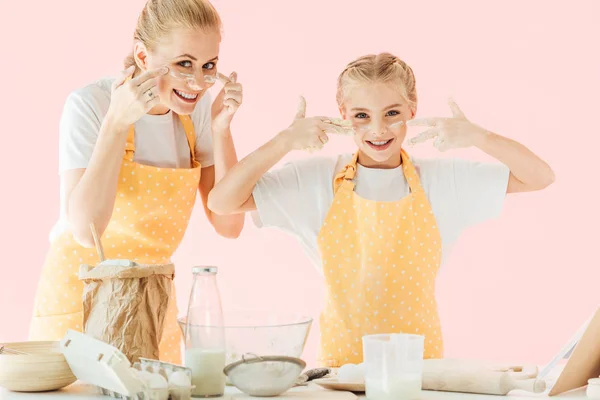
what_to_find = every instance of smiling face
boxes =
[340,82,415,168]
[134,27,221,115]
[335,53,418,169]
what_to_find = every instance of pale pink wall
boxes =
[1,0,599,368]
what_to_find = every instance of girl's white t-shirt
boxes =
[51,76,214,241]
[251,154,510,272]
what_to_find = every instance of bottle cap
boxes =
[192,266,218,275]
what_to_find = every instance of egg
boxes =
[168,370,192,387]
[138,370,168,389]
[355,363,365,375]
[337,363,364,383]
[587,378,600,398]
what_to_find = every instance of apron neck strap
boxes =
[333,149,424,194]
[124,126,136,162]
[399,149,424,194]
[177,113,197,165]
[333,153,359,193]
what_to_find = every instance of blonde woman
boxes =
[208,53,554,367]
[30,0,243,364]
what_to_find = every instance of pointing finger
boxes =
[407,128,439,146]
[295,96,307,119]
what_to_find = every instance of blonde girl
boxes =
[207,53,554,367]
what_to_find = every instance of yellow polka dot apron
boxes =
[316,149,443,367]
[30,114,201,365]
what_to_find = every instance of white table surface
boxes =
[0,382,589,400]
[0,361,585,400]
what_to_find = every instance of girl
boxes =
[207,53,554,367]
[30,0,244,364]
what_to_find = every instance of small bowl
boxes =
[0,341,77,392]
[224,355,305,397]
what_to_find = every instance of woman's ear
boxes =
[133,42,149,71]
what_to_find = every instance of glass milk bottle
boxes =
[185,266,226,398]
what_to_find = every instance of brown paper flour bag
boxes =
[79,260,174,363]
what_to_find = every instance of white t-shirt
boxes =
[51,76,215,241]
[252,154,510,272]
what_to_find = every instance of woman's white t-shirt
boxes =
[251,154,510,272]
[51,76,214,241]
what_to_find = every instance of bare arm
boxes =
[67,118,128,247]
[198,127,245,238]
[472,130,555,193]
[65,66,168,247]
[408,98,555,194]
[208,96,342,215]
[207,132,292,215]
[197,72,246,238]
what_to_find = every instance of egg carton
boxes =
[101,358,193,400]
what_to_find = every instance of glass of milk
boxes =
[362,333,424,400]
[184,266,226,398]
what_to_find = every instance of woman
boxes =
[30,0,244,364]
[207,53,555,367]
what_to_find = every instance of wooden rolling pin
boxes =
[422,359,547,395]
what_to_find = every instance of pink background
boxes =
[2,0,599,368]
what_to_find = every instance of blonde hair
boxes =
[124,0,222,69]
[336,53,417,111]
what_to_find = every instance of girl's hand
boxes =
[280,96,352,152]
[407,98,487,152]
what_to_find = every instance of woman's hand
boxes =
[211,72,243,134]
[406,98,487,152]
[106,66,168,130]
[279,96,354,152]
